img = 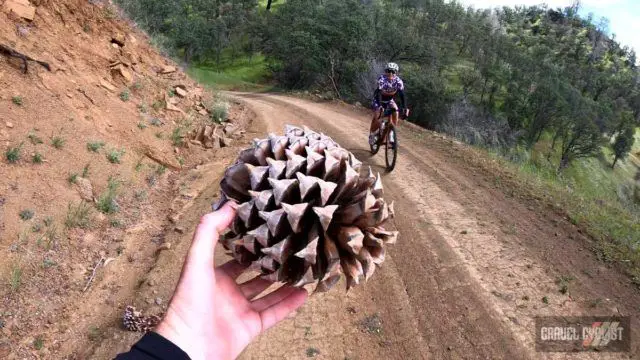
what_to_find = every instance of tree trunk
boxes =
[612,155,619,169]
[266,0,273,10]
[558,154,570,171]
[480,77,488,104]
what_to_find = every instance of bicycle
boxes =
[370,107,407,172]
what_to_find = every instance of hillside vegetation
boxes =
[116,0,640,281]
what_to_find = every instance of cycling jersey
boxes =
[372,74,406,110]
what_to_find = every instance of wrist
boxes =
[156,311,205,360]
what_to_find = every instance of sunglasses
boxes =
[385,69,396,74]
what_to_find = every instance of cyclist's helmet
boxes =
[385,62,399,73]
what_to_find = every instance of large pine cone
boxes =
[213,125,398,292]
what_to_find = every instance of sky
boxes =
[455,0,640,54]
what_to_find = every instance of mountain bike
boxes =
[369,108,406,172]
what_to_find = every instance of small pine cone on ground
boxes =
[213,125,398,292]
[123,306,163,332]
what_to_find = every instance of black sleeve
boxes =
[397,89,406,109]
[374,88,381,104]
[114,332,191,360]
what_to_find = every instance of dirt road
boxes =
[226,93,639,360]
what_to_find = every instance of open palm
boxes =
[155,204,308,360]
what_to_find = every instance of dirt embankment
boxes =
[0,1,254,358]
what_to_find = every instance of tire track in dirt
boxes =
[231,92,639,360]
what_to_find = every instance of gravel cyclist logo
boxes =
[535,316,631,352]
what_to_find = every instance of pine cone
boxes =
[123,306,163,332]
[213,125,398,292]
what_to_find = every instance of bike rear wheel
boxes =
[385,127,398,172]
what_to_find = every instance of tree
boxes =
[612,122,635,168]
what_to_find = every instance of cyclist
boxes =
[369,62,409,146]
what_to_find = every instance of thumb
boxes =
[187,203,236,268]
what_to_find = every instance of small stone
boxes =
[4,0,36,21]
[111,64,132,84]
[158,65,176,74]
[174,227,185,234]
[100,80,116,92]
[5,122,14,128]
[166,102,185,114]
[155,297,162,305]
[75,177,94,201]
[147,279,155,286]
[111,33,126,47]
[198,109,208,116]
[460,230,468,235]
[175,87,188,97]
[157,242,172,252]
[145,298,154,305]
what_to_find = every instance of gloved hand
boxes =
[400,108,410,120]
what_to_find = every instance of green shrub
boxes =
[51,136,65,149]
[171,127,184,146]
[19,209,34,221]
[119,89,131,102]
[32,152,43,164]
[5,144,22,163]
[86,141,105,152]
[28,132,43,144]
[68,173,79,184]
[96,178,120,214]
[65,202,93,229]
[209,101,229,123]
[106,148,125,164]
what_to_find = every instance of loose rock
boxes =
[157,242,171,252]
[4,0,36,21]
[75,177,94,201]
[175,86,188,97]
[158,65,176,74]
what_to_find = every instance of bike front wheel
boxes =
[385,127,398,171]
[370,136,380,155]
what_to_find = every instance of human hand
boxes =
[155,203,309,360]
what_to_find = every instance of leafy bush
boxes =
[51,136,65,149]
[119,89,131,102]
[32,152,43,164]
[5,144,22,163]
[19,209,34,220]
[96,178,120,214]
[65,202,93,229]
[86,141,105,153]
[106,148,126,164]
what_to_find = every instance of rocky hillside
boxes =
[0,0,253,358]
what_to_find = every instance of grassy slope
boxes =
[498,130,640,283]
[188,54,273,91]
